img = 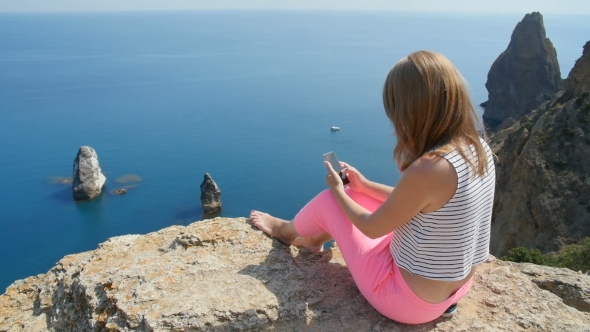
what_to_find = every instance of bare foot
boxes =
[249,210,294,245]
[292,236,324,253]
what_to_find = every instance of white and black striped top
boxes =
[390,139,495,281]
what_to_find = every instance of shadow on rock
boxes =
[237,238,414,331]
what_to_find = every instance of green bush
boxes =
[501,238,590,272]
[554,238,590,272]
[501,247,547,264]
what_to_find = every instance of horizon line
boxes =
[0,9,589,15]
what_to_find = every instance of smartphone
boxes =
[323,152,350,185]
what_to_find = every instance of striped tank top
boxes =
[389,139,495,281]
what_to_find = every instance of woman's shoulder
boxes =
[403,154,458,213]
[404,153,458,186]
[407,153,454,174]
[403,137,488,187]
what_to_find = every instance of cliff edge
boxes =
[482,12,561,130]
[1,217,589,331]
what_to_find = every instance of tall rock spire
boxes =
[482,12,562,130]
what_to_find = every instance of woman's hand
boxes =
[340,162,368,193]
[324,161,345,192]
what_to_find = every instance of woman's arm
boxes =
[360,180,394,202]
[340,162,393,202]
[325,156,456,239]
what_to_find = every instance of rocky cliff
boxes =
[564,41,590,100]
[482,12,562,130]
[489,40,590,256]
[1,217,590,332]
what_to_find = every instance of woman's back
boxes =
[392,139,495,280]
[392,139,496,302]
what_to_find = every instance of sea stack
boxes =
[72,146,106,201]
[482,12,561,130]
[200,173,222,214]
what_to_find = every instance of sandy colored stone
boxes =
[1,217,589,331]
[515,263,590,312]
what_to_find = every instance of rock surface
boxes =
[482,12,561,130]
[72,146,106,201]
[515,263,590,312]
[1,217,590,332]
[200,173,222,214]
[564,41,590,99]
[489,41,590,256]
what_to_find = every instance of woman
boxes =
[250,51,495,324]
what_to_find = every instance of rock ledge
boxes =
[1,218,589,331]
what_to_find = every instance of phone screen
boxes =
[323,152,343,172]
[323,152,350,185]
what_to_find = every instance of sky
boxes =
[0,0,589,14]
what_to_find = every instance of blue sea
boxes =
[0,11,588,291]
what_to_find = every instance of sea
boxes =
[0,10,588,291]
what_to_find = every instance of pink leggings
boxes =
[293,188,473,325]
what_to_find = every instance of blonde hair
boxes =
[383,51,488,176]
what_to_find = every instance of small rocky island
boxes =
[71,146,106,201]
[200,173,222,214]
[112,188,128,195]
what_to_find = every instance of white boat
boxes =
[330,126,340,131]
